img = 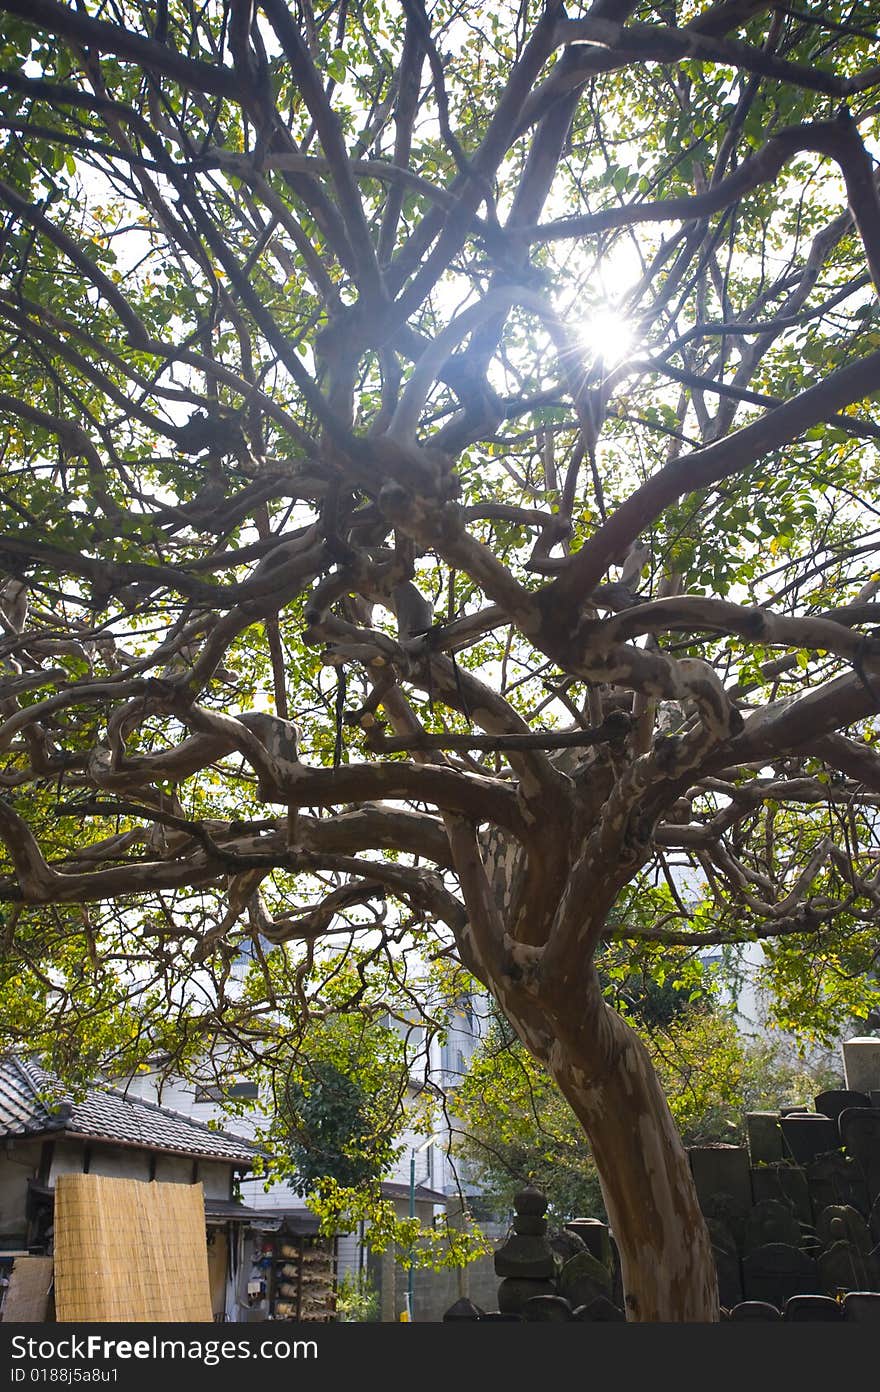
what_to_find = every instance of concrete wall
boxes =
[74,1145,151,1182]
[362,1196,504,1322]
[366,1241,502,1322]
[197,1162,234,1201]
[154,1153,194,1186]
[411,1249,500,1321]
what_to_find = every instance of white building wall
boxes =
[83,1146,152,1181]
[153,1153,194,1186]
[335,1229,360,1283]
[199,1162,235,1201]
[47,1140,93,1180]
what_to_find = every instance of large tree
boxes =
[1,0,880,1321]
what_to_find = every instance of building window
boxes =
[194,1081,259,1103]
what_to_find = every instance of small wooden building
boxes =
[0,1054,262,1320]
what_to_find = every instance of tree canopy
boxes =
[1,0,880,1320]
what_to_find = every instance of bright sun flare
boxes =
[580,306,638,366]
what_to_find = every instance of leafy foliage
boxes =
[1,0,880,1316]
[454,1003,844,1221]
[278,1023,404,1194]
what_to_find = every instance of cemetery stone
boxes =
[780,1113,840,1165]
[741,1243,821,1305]
[729,1302,782,1321]
[814,1090,870,1124]
[782,1295,842,1322]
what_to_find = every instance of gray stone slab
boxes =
[690,1145,752,1217]
[497,1277,556,1314]
[806,1151,869,1218]
[572,1296,625,1322]
[750,1163,811,1222]
[557,1248,612,1309]
[744,1199,801,1253]
[781,1113,840,1164]
[494,1233,555,1279]
[746,1112,784,1164]
[729,1301,781,1321]
[814,1089,870,1123]
[707,1217,738,1256]
[842,1290,880,1322]
[815,1204,872,1255]
[713,1245,743,1311]
[520,1295,573,1322]
[843,1039,880,1094]
[782,1295,843,1322]
[443,1298,483,1321]
[817,1241,880,1295]
[564,1218,611,1270]
[839,1108,880,1203]
[741,1243,822,1305]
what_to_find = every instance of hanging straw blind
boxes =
[54,1173,213,1322]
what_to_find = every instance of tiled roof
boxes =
[204,1199,269,1221]
[0,1055,260,1166]
[380,1180,449,1205]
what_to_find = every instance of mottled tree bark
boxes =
[485,955,719,1322]
[550,1007,718,1322]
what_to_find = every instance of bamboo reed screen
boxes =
[54,1174,213,1322]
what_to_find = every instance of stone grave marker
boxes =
[814,1089,870,1124]
[520,1295,573,1321]
[780,1113,840,1165]
[741,1242,821,1305]
[817,1234,880,1295]
[572,1296,625,1321]
[750,1163,811,1222]
[712,1245,743,1310]
[443,1298,483,1321]
[706,1217,739,1255]
[689,1145,752,1217]
[557,1248,612,1310]
[494,1184,556,1316]
[798,1229,821,1257]
[842,1290,880,1322]
[782,1295,842,1322]
[743,1199,801,1253]
[804,1151,869,1218]
[549,1229,586,1266]
[815,1204,872,1255]
[564,1218,612,1271]
[746,1112,783,1164]
[729,1301,782,1321]
[702,1192,747,1249]
[842,1038,880,1095]
[839,1108,880,1203]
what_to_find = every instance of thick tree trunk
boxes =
[464,826,719,1320]
[548,1005,719,1322]
[494,973,720,1322]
